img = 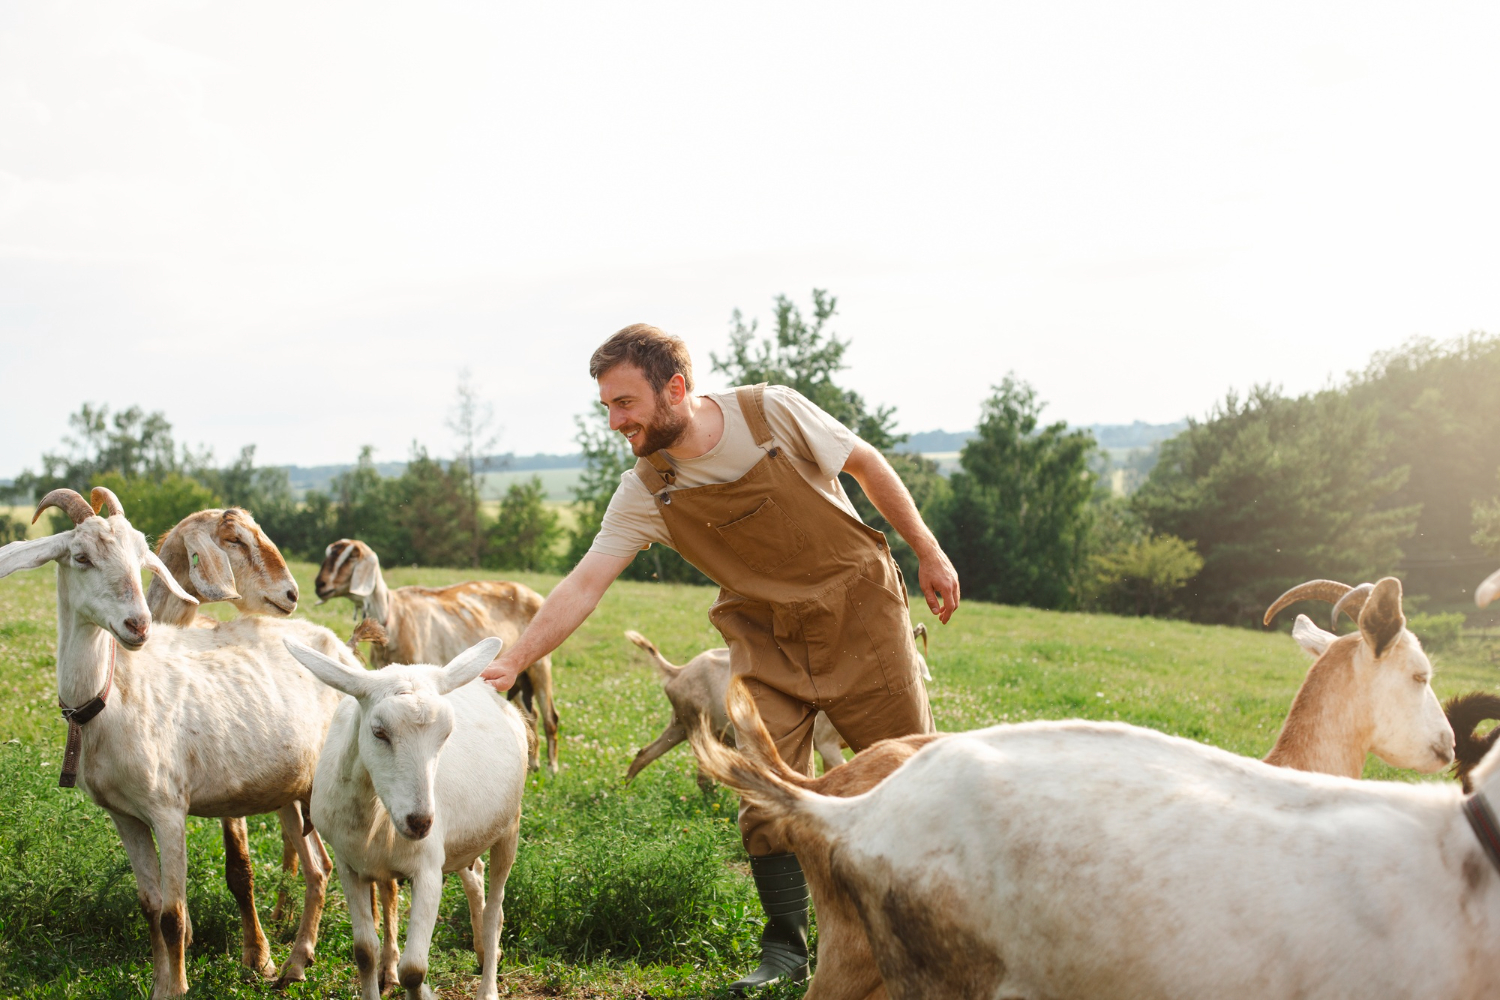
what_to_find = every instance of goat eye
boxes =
[1413,674,1428,684]
[75,555,92,567]
[372,729,391,744]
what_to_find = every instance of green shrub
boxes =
[88,472,220,545]
[1089,533,1203,617]
[486,477,561,572]
[1407,611,1466,650]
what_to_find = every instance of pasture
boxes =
[0,559,1496,998]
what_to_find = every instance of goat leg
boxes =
[457,858,487,959]
[271,814,301,924]
[150,810,192,998]
[377,878,401,991]
[476,822,520,1000]
[398,869,443,1000]
[220,817,275,976]
[111,811,174,997]
[337,858,383,1000]
[273,802,328,986]
[625,722,689,784]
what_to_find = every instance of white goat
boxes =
[0,488,354,998]
[695,677,1500,1000]
[622,624,931,785]
[282,636,529,1000]
[1262,576,1454,776]
[1476,566,1500,609]
[149,507,320,953]
[315,538,560,773]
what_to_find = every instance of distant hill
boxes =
[284,452,583,496]
[894,420,1186,456]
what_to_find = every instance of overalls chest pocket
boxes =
[715,498,808,573]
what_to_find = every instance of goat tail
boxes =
[623,629,683,679]
[1446,691,1500,793]
[687,699,815,827]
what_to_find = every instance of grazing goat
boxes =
[149,507,319,948]
[1261,576,1454,777]
[148,507,300,627]
[1448,691,1500,793]
[622,625,931,785]
[693,677,1500,1000]
[315,538,560,773]
[283,636,529,1000]
[0,488,354,998]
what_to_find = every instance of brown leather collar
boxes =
[57,637,115,788]
[1464,792,1500,874]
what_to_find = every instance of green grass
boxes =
[1,559,1498,997]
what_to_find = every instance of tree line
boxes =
[9,296,1500,630]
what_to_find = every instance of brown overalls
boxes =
[634,383,932,855]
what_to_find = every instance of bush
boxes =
[1407,611,1466,650]
[1090,533,1203,617]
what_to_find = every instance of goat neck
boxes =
[360,571,394,634]
[54,569,120,710]
[1264,635,1370,778]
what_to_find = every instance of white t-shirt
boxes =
[588,385,860,559]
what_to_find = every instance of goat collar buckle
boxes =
[1463,792,1500,874]
[57,638,115,789]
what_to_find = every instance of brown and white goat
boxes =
[621,625,931,787]
[314,538,560,773]
[694,678,1500,1000]
[149,507,318,949]
[1261,576,1454,777]
[148,507,300,627]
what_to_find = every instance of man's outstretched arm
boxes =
[481,549,633,690]
[843,439,960,624]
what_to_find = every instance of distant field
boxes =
[1,558,1498,997]
[478,467,583,502]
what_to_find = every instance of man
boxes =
[482,323,959,991]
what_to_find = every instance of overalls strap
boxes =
[633,451,676,494]
[736,383,774,447]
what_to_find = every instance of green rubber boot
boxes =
[727,852,810,995]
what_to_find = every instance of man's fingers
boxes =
[925,588,942,616]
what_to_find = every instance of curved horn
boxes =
[89,486,125,518]
[1330,582,1375,631]
[32,488,96,526]
[1262,579,1353,627]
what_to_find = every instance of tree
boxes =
[932,377,1097,609]
[1133,386,1419,625]
[711,289,903,449]
[486,477,561,572]
[1472,468,1500,557]
[1347,333,1500,604]
[88,472,221,545]
[446,368,501,568]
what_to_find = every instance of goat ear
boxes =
[283,639,372,698]
[348,548,379,598]
[0,532,72,579]
[1359,576,1406,660]
[1477,568,1500,609]
[142,548,199,605]
[1290,614,1335,658]
[180,517,240,603]
[436,637,503,695]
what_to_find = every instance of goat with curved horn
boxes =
[90,486,125,518]
[1330,582,1376,630]
[32,488,97,526]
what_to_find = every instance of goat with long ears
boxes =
[0,488,357,998]
[283,636,530,1000]
[1261,576,1454,777]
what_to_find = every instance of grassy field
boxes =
[1,558,1498,998]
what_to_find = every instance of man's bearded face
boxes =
[620,387,689,456]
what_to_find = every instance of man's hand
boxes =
[481,652,525,692]
[917,544,960,624]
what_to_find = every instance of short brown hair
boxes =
[589,323,694,394]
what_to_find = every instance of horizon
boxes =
[3,3,1497,473]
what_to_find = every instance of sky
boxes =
[2,1,1498,474]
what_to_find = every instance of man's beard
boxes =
[626,393,690,456]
